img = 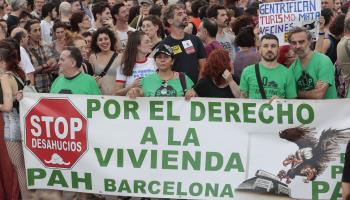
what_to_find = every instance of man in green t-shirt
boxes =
[288,26,337,99]
[240,34,297,99]
[50,47,101,95]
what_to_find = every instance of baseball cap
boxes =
[154,44,174,58]
[139,0,153,5]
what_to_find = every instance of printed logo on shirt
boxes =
[297,71,315,91]
[172,45,182,55]
[257,77,283,97]
[219,41,232,51]
[59,89,73,94]
[121,39,127,50]
[182,40,195,54]
[219,41,233,57]
[155,82,177,96]
[132,69,155,79]
[262,77,278,89]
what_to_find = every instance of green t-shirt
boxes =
[290,52,337,99]
[240,63,297,99]
[50,72,101,95]
[141,73,194,97]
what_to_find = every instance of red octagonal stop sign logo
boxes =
[24,98,88,169]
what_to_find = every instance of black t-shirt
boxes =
[161,33,206,83]
[325,34,339,64]
[83,61,94,76]
[194,76,236,98]
[6,15,19,34]
[343,141,350,182]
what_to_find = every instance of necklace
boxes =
[159,71,175,82]
[159,71,175,95]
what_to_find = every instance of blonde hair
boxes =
[66,32,85,46]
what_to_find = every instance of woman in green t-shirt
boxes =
[127,44,194,98]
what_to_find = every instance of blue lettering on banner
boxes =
[259,0,316,15]
[298,11,320,21]
[260,23,294,35]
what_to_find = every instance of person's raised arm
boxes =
[222,69,241,98]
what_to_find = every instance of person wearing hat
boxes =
[127,44,194,97]
[129,0,153,30]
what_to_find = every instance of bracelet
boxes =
[318,32,325,36]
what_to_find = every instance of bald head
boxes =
[59,2,72,16]
[10,27,26,38]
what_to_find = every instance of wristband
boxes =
[318,32,325,36]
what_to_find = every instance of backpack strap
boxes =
[179,72,187,95]
[255,63,267,99]
[99,52,117,77]
[5,72,25,88]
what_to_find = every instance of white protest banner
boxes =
[20,93,349,200]
[259,0,321,45]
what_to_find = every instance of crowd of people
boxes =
[0,0,349,199]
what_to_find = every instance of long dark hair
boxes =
[0,39,25,81]
[122,31,146,76]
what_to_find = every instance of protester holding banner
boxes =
[315,13,345,64]
[50,46,101,95]
[49,46,101,200]
[239,34,297,99]
[5,0,350,199]
[115,31,156,96]
[192,48,240,98]
[127,44,194,98]
[320,8,334,35]
[288,27,337,99]
[0,39,31,199]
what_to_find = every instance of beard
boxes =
[175,17,189,28]
[219,21,229,28]
[262,53,277,62]
[178,21,188,29]
[295,48,310,58]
